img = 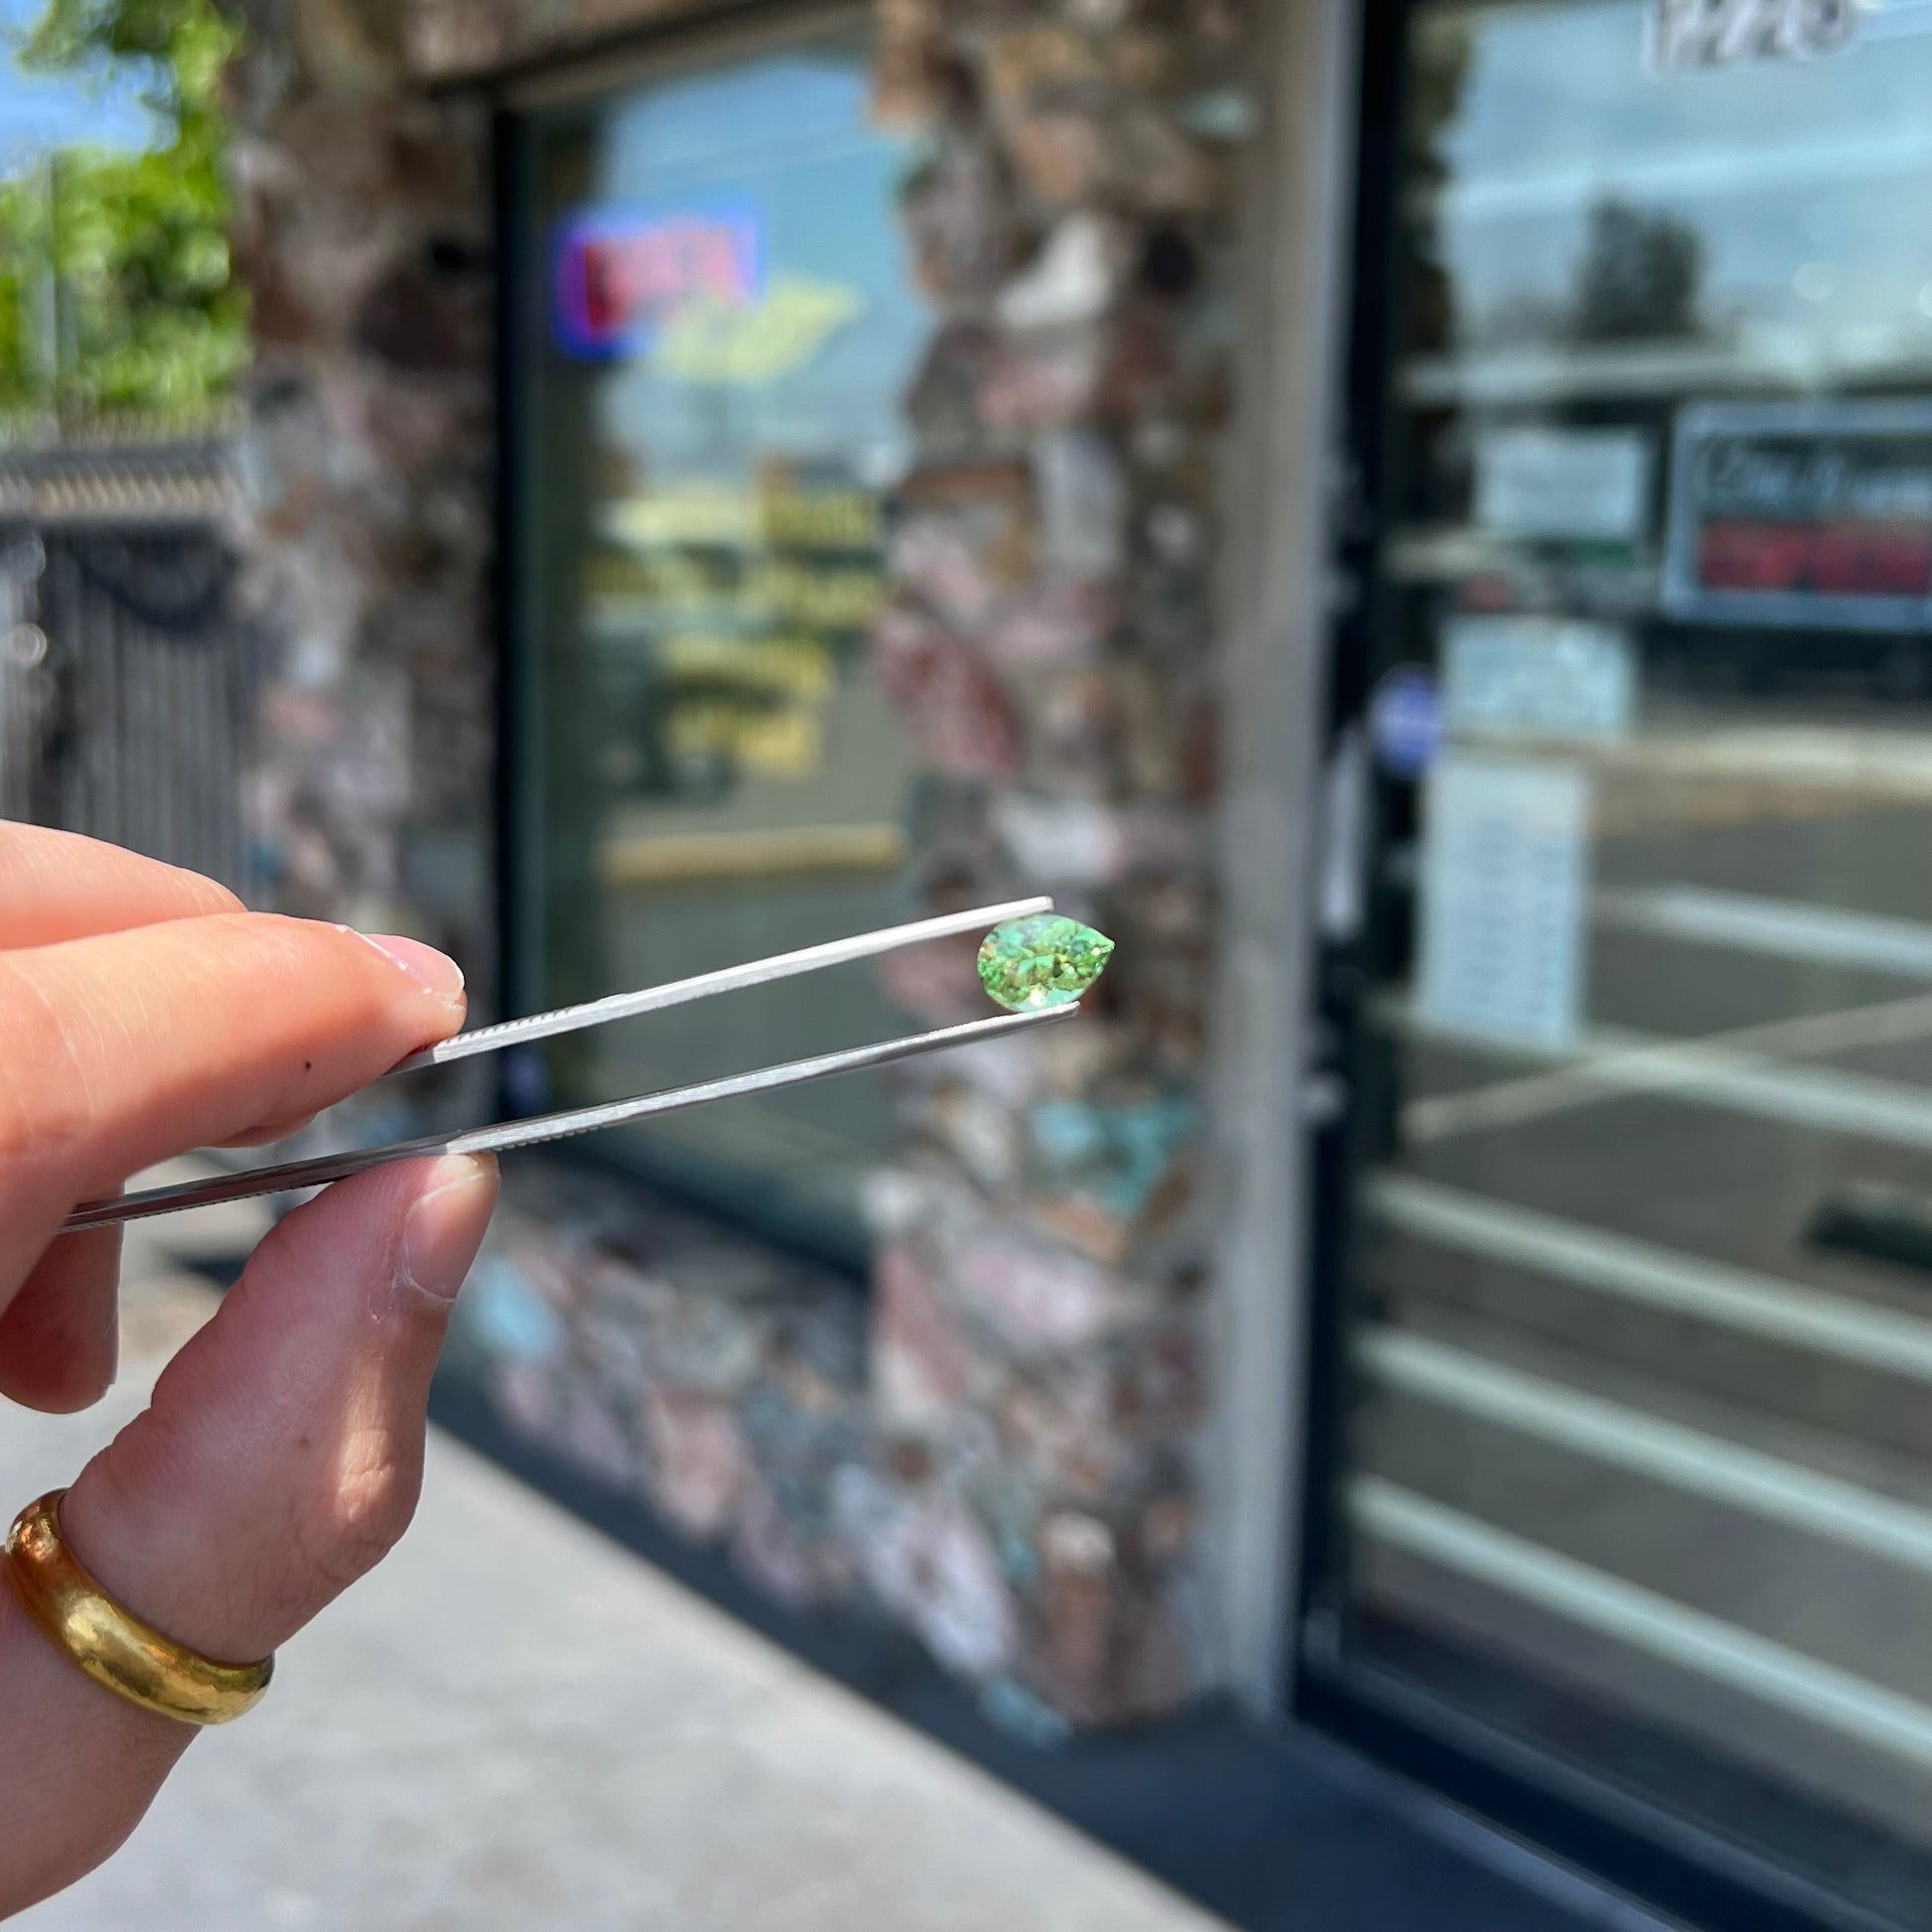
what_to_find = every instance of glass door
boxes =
[1307,1,1932,1924]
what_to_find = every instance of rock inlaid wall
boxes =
[851,0,1253,1728]
[230,0,1259,1731]
[229,0,496,1000]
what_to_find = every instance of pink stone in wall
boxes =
[1121,1323,1207,1439]
[1027,1192,1134,1268]
[1034,668,1117,789]
[993,793,1127,884]
[1116,1591,1193,1719]
[922,1085,1023,1191]
[640,1386,748,1541]
[952,1234,1142,1351]
[1114,107,1221,216]
[490,1359,560,1443]
[900,137,1022,307]
[1031,1506,1191,1722]
[406,5,507,79]
[873,606,1025,778]
[262,687,346,746]
[889,516,1014,630]
[873,1242,974,1430]
[1000,1383,1118,1500]
[904,322,1000,450]
[979,330,1110,433]
[983,577,1121,669]
[890,460,1036,595]
[1140,1491,1196,1566]
[1004,106,1111,207]
[992,792,1202,886]
[558,1398,642,1495]
[733,1477,823,1610]
[861,1493,1019,1680]
[1036,1510,1119,1720]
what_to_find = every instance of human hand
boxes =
[0,824,498,1916]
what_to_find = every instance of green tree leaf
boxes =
[0,0,245,421]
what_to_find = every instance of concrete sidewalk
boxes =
[8,1224,1226,1932]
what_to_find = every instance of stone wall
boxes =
[841,0,1254,1726]
[228,0,1261,1731]
[228,0,497,1018]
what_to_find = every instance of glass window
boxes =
[511,23,924,1263]
[1318,0,1932,1919]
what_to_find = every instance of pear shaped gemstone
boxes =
[976,913,1114,1013]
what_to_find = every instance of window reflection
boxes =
[1408,0,1932,388]
[519,31,924,1258]
[1331,0,1932,1917]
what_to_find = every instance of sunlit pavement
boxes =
[10,1208,1228,1932]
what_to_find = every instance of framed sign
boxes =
[1443,616,1635,744]
[1662,399,1932,630]
[1473,427,1649,543]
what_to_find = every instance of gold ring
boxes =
[3,1490,272,1725]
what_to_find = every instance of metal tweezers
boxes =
[62,897,1075,1232]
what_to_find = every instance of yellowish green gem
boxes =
[977,913,1114,1012]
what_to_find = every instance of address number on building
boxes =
[1648,0,1857,72]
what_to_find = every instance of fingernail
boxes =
[395,1156,498,1308]
[349,930,466,1004]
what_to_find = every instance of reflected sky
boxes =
[577,45,926,483]
[1422,0,1932,346]
[0,0,156,174]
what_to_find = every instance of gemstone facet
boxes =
[976,913,1114,1012]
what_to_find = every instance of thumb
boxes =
[0,1156,495,1915]
[62,1153,499,1659]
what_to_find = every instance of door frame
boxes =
[1286,1,1908,1925]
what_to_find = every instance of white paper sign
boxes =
[1418,755,1590,1051]
[1473,428,1649,542]
[1444,616,1635,744]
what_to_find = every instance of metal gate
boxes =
[0,442,253,898]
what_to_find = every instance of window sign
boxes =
[1417,754,1590,1050]
[1444,616,1636,743]
[552,201,764,360]
[1663,399,1932,628]
[1473,427,1650,543]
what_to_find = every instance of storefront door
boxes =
[1303,1,1932,1925]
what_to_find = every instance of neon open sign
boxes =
[552,202,764,360]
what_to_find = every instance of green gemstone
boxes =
[976,913,1115,1013]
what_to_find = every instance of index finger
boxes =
[0,824,242,949]
[0,911,467,1300]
